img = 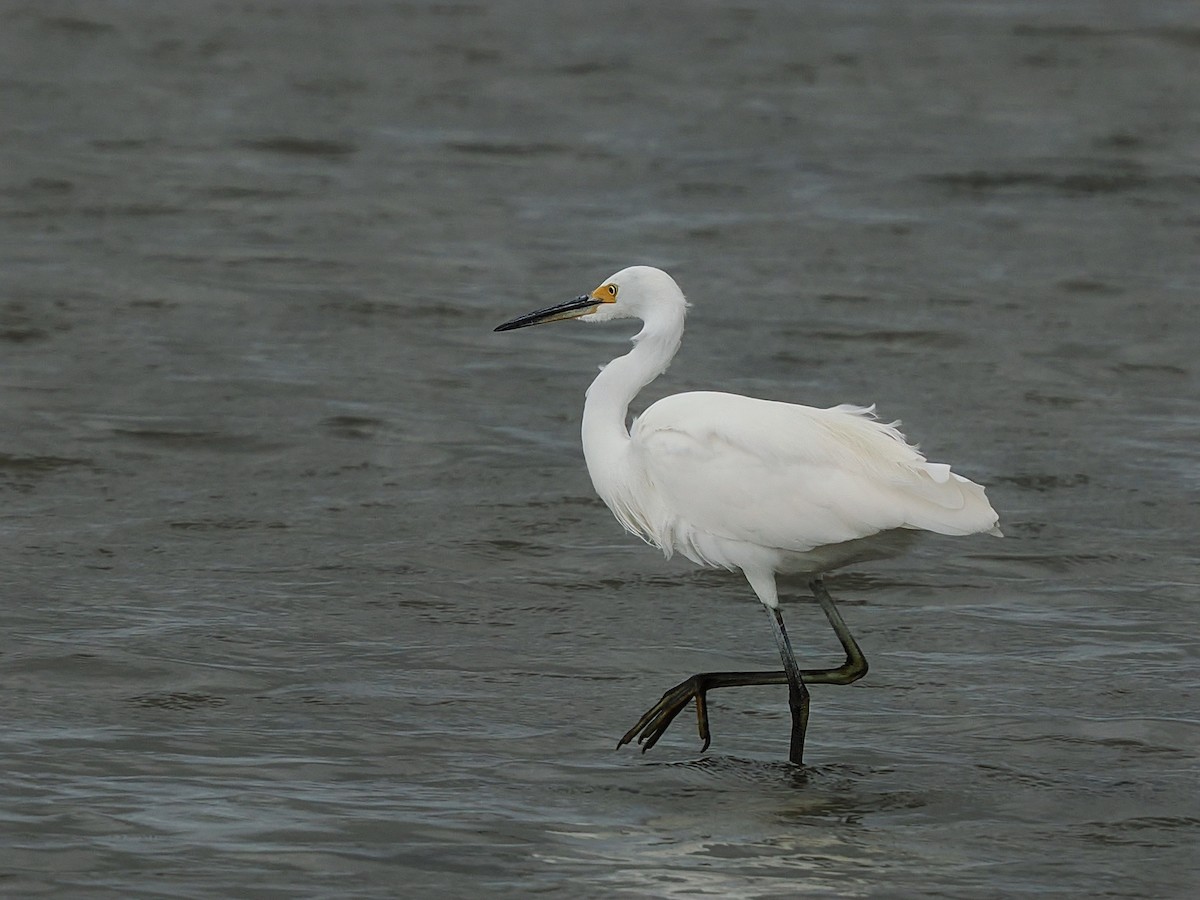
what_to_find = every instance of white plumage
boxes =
[607,391,999,583]
[495,264,1001,764]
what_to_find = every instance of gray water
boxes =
[2,2,1198,897]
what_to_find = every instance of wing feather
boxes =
[629,391,999,554]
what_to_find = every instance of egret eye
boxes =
[607,284,618,298]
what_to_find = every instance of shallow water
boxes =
[2,1,1198,897]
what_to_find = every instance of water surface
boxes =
[2,1,1198,897]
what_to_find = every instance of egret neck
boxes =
[581,305,686,488]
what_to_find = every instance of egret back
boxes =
[609,391,999,569]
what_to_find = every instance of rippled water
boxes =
[3,1,1198,897]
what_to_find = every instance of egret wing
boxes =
[630,392,997,553]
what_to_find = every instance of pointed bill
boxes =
[494,295,601,332]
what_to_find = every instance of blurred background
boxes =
[2,2,1197,897]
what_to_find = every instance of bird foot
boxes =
[616,674,713,754]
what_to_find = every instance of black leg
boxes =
[804,577,868,685]
[616,670,789,753]
[617,578,867,757]
[767,605,810,765]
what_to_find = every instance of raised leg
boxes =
[805,577,868,685]
[617,578,867,756]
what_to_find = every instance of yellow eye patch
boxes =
[590,283,618,302]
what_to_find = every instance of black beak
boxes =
[494,295,600,332]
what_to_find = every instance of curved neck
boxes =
[581,311,685,462]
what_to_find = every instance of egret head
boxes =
[494,266,687,332]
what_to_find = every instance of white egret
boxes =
[495,266,1000,765]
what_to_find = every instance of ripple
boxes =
[130,692,229,711]
[320,415,385,439]
[995,473,1090,491]
[925,166,1200,196]
[238,137,357,158]
[0,453,91,474]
